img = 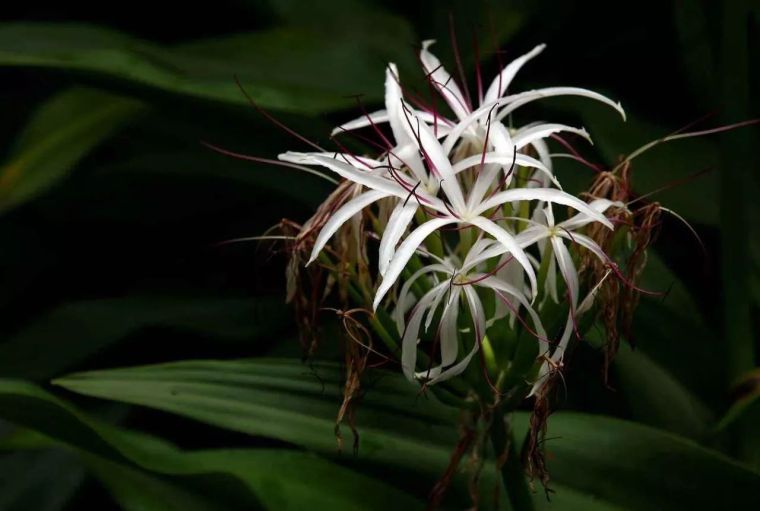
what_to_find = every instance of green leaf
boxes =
[0,296,288,380]
[83,455,221,511]
[0,21,413,114]
[0,379,423,510]
[614,343,713,439]
[53,359,460,478]
[607,253,717,435]
[52,358,760,509]
[716,369,760,431]
[513,413,760,510]
[0,87,145,213]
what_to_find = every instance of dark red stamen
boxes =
[234,75,325,152]
[448,13,473,110]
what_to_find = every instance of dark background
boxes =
[0,1,758,509]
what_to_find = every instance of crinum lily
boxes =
[394,239,547,384]
[281,107,614,312]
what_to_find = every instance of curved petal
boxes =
[512,123,591,150]
[453,151,560,190]
[557,230,609,264]
[401,281,450,381]
[424,285,484,384]
[374,217,456,310]
[473,188,614,230]
[399,107,466,212]
[483,44,547,104]
[559,199,623,231]
[438,288,462,366]
[477,275,547,343]
[496,87,626,122]
[529,138,553,186]
[330,110,389,136]
[468,216,538,298]
[420,40,470,120]
[306,190,388,264]
[385,62,411,146]
[394,263,451,334]
[282,152,447,214]
[441,99,501,155]
[379,202,418,276]
[550,236,578,307]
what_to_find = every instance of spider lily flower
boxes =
[394,240,546,384]
[333,41,625,190]
[281,115,614,312]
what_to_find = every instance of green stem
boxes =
[491,408,534,511]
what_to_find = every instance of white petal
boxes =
[468,216,538,298]
[559,199,623,231]
[512,123,591,150]
[438,288,461,366]
[307,190,388,264]
[425,285,484,384]
[557,230,610,264]
[385,62,411,146]
[441,99,501,155]
[515,225,552,249]
[400,107,466,212]
[394,263,450,334]
[496,87,626,121]
[330,110,389,136]
[477,275,547,343]
[401,281,450,381]
[374,217,455,310]
[453,152,548,175]
[282,152,446,213]
[453,151,560,190]
[550,236,578,307]
[546,254,558,303]
[483,43,546,104]
[530,138,554,183]
[379,202,418,276]
[420,40,470,120]
[473,188,614,230]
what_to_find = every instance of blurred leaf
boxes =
[513,412,760,510]
[0,296,288,380]
[630,253,723,405]
[614,343,713,439]
[83,455,234,511]
[0,88,145,213]
[0,379,423,510]
[0,21,413,114]
[0,448,86,511]
[716,369,760,431]
[54,359,460,478]
[53,358,760,509]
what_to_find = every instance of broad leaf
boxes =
[0,379,423,510]
[0,296,288,380]
[0,21,413,114]
[0,88,145,213]
[52,358,760,509]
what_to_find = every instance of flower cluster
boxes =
[281,41,632,397]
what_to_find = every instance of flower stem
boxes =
[490,408,534,511]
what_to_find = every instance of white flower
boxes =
[281,112,613,310]
[394,240,546,384]
[279,38,630,392]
